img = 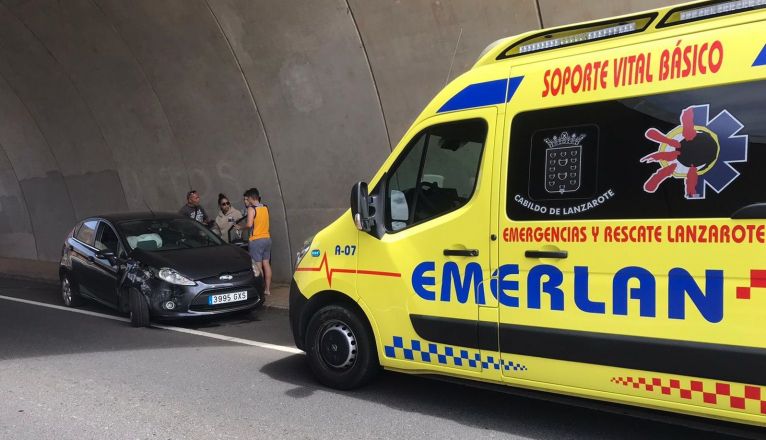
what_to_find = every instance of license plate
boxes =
[208,291,248,305]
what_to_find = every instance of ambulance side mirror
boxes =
[351,181,372,232]
[350,178,387,239]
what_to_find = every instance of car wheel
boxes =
[128,288,150,328]
[61,273,82,307]
[305,304,379,390]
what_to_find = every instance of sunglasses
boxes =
[221,202,231,206]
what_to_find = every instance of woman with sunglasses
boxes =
[213,193,243,242]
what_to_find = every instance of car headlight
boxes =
[157,267,196,286]
[295,236,315,270]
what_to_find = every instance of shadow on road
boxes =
[0,276,295,348]
[1,277,762,438]
[260,355,762,440]
[0,293,235,362]
[0,304,294,362]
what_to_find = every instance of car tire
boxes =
[61,273,82,307]
[305,304,379,390]
[128,288,150,328]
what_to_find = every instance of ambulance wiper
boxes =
[731,203,766,219]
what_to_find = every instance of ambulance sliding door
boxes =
[497,33,766,420]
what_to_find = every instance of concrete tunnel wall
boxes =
[0,0,682,283]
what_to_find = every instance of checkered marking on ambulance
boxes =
[735,269,766,300]
[384,337,527,372]
[611,376,766,415]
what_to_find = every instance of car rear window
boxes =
[74,220,98,246]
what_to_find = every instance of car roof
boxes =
[90,212,186,224]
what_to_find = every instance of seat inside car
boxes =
[127,233,163,250]
[136,240,159,250]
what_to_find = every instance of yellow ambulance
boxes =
[290,0,766,426]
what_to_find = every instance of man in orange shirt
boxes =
[244,188,272,295]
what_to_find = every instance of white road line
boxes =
[0,294,129,323]
[0,294,302,355]
[151,323,302,354]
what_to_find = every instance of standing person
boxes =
[213,193,243,242]
[179,190,213,226]
[243,188,271,296]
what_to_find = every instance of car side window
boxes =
[75,220,98,246]
[95,222,121,255]
[386,119,487,232]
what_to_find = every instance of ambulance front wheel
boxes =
[305,304,379,390]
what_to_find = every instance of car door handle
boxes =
[86,255,95,263]
[525,250,568,259]
[443,249,479,257]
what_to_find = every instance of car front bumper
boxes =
[143,270,264,319]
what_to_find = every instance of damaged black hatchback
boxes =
[59,212,264,327]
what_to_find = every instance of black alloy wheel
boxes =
[305,304,379,390]
[61,273,82,307]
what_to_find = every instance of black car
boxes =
[59,212,264,327]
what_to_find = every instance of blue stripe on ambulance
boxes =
[437,76,524,113]
[384,336,527,372]
[754,43,766,66]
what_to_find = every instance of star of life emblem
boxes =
[641,104,748,200]
[544,131,586,194]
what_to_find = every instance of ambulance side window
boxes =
[386,119,487,232]
[507,79,766,220]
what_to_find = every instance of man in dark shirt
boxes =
[179,190,213,226]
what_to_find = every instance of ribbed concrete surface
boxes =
[0,0,683,281]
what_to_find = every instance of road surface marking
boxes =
[0,294,130,323]
[0,294,302,354]
[151,323,301,354]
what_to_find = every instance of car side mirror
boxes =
[350,181,372,232]
[96,249,118,265]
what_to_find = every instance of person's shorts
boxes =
[248,238,271,262]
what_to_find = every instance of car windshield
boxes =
[119,218,224,251]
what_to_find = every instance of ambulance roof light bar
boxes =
[518,22,636,54]
[496,13,656,60]
[658,0,766,27]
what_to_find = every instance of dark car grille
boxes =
[190,286,262,312]
[198,269,255,286]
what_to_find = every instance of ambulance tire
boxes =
[306,304,379,390]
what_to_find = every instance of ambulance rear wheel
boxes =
[305,304,379,390]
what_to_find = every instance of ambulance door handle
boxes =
[525,250,568,259]
[443,249,479,257]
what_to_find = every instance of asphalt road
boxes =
[0,278,763,440]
